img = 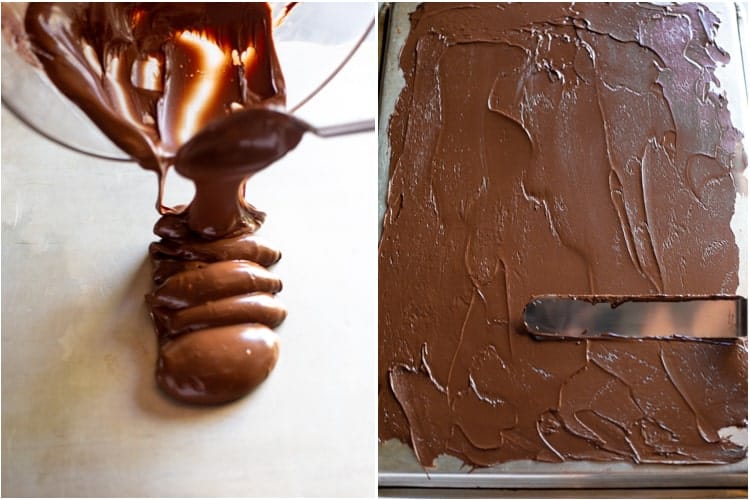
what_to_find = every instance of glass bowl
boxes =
[1,2,375,161]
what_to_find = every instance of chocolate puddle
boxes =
[23,3,300,404]
[379,3,747,466]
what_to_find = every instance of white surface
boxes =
[715,2,749,297]
[1,34,377,500]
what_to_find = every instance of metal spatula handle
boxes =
[311,119,375,137]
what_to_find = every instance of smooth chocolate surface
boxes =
[25,3,300,404]
[379,3,747,467]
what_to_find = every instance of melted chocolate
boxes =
[24,3,286,196]
[379,3,747,466]
[24,3,302,404]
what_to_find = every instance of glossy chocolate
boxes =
[24,3,300,404]
[176,108,304,238]
[149,210,288,404]
[25,2,287,206]
[379,3,747,466]
[157,324,280,405]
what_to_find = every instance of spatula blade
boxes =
[523,295,747,340]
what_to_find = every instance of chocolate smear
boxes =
[379,2,747,466]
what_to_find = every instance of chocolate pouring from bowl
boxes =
[13,2,376,406]
[1,2,375,161]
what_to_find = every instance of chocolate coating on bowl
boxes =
[24,3,300,404]
[379,3,747,466]
[25,3,286,186]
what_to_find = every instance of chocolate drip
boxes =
[23,3,302,404]
[175,108,305,238]
[379,3,747,467]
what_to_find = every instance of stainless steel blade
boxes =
[523,295,747,339]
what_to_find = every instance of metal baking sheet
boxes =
[378,1,749,489]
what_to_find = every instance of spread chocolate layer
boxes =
[379,3,747,466]
[24,3,301,404]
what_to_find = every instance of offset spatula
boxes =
[523,295,747,340]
